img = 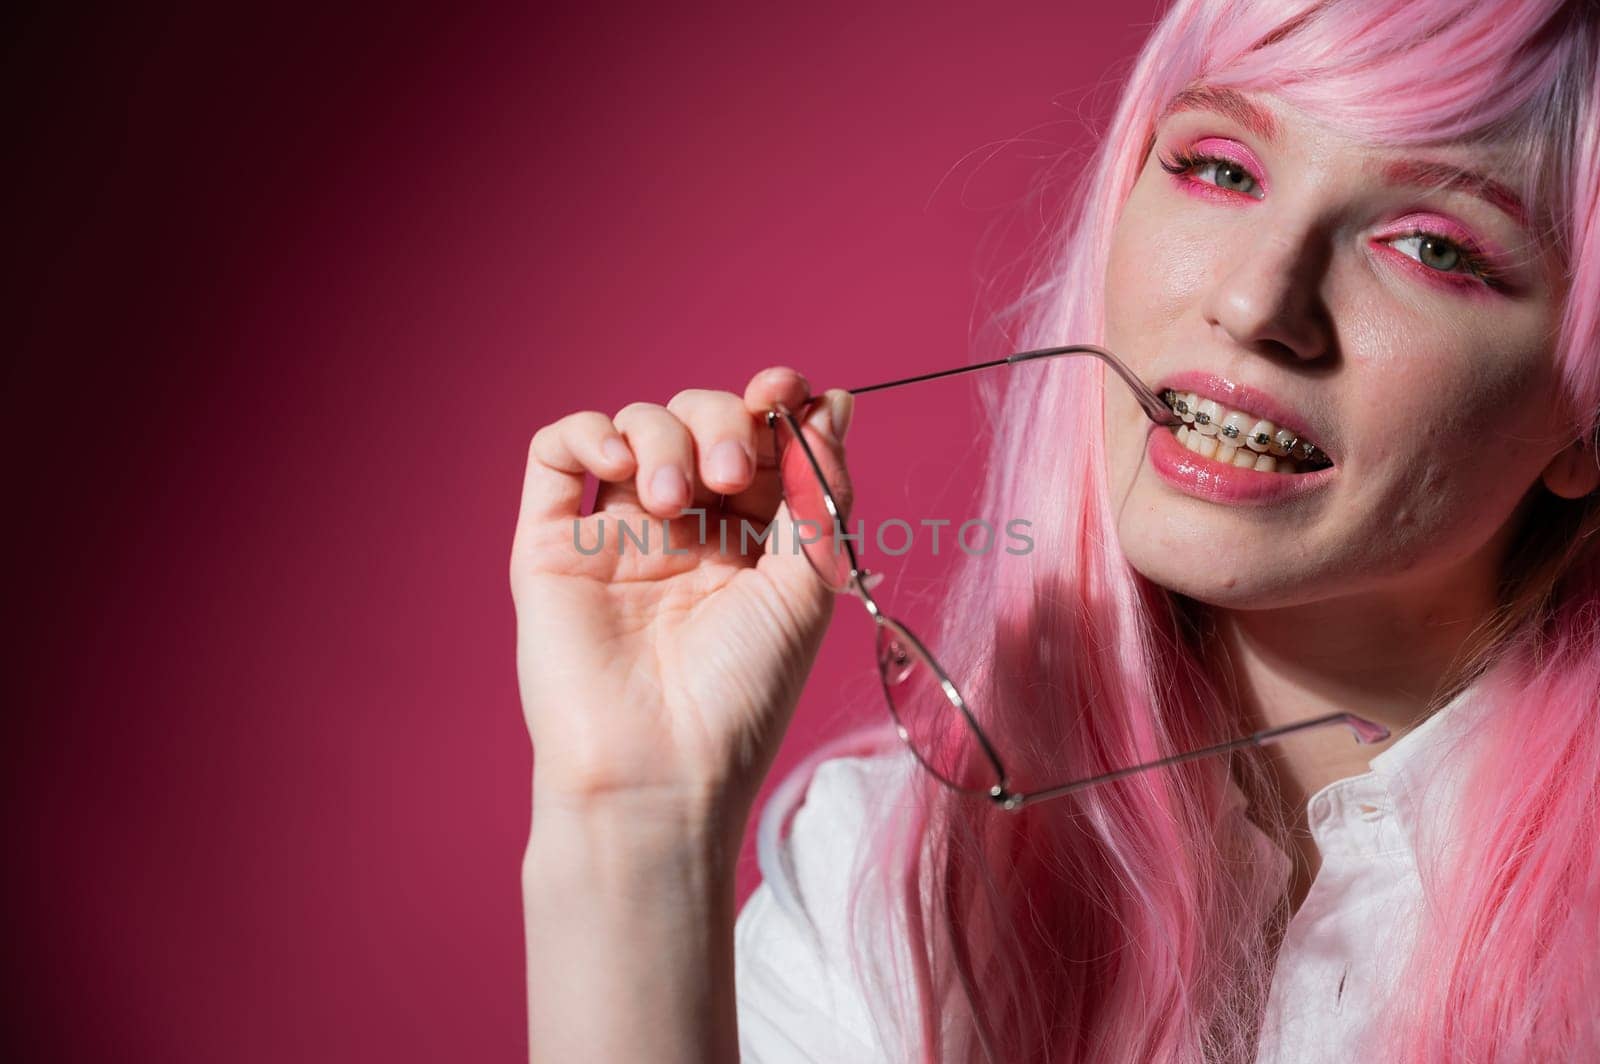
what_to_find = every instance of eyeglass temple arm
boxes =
[844,344,1182,427]
[1003,712,1391,810]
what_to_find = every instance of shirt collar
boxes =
[1365,678,1492,854]
[1222,679,1493,884]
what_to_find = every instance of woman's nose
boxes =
[1200,226,1334,363]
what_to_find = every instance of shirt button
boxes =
[1309,794,1332,823]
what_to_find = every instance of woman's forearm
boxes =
[523,788,743,1063]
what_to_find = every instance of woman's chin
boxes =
[1123,549,1319,611]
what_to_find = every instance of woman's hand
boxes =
[510,366,855,828]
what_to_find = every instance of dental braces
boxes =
[1159,389,1330,467]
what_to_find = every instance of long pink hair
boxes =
[757,1,1600,1059]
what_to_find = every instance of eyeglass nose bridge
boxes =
[843,568,888,617]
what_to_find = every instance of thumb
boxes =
[759,388,857,608]
[799,388,854,521]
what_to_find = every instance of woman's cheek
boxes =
[1365,407,1521,560]
[1152,228,1217,304]
[1112,209,1208,313]
[1106,194,1203,337]
[1103,231,1146,338]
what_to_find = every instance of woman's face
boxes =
[1103,86,1581,610]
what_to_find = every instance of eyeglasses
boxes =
[765,344,1390,811]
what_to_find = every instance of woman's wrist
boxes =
[524,785,743,1063]
[527,782,744,890]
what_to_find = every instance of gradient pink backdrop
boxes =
[9,4,1158,1059]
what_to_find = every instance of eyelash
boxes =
[1155,148,1507,291]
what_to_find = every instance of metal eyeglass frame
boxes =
[764,343,1391,812]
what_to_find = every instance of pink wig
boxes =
[757,0,1600,1059]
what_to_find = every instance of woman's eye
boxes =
[1199,159,1259,196]
[1387,232,1467,273]
[1158,149,1263,199]
[1382,230,1509,290]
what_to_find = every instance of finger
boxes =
[555,410,638,479]
[611,401,696,517]
[665,388,760,496]
[743,366,812,466]
[519,411,634,524]
[518,434,583,525]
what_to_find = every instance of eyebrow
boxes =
[1157,85,1530,229]
[1379,160,1529,228]
[1159,85,1280,143]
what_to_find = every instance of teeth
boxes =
[1160,389,1330,471]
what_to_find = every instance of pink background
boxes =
[11,4,1156,1060]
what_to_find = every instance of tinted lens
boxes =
[875,620,998,793]
[771,405,856,590]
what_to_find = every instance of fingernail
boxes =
[804,398,833,439]
[829,391,854,442]
[707,440,751,486]
[650,466,690,509]
[602,437,631,466]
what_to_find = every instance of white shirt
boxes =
[734,684,1487,1062]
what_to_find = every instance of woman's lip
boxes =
[1146,422,1338,504]
[1153,371,1334,462]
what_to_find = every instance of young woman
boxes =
[513,0,1600,1059]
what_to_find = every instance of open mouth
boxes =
[1159,389,1333,474]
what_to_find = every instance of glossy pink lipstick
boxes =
[1147,423,1336,503]
[1146,372,1338,504]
